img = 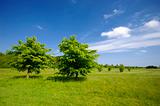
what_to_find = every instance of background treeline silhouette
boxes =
[1,52,159,69]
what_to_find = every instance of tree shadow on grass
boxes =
[46,76,87,82]
[12,75,42,79]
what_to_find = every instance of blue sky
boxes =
[0,0,160,66]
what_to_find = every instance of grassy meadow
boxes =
[0,68,160,106]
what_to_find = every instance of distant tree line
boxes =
[97,63,160,72]
[98,64,144,69]
[146,65,159,69]
[0,52,14,68]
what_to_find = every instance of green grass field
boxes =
[0,68,160,106]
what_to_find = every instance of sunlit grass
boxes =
[0,68,160,106]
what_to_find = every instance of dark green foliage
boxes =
[104,64,144,69]
[104,64,108,68]
[0,52,4,56]
[128,68,131,72]
[97,64,103,72]
[146,65,158,69]
[9,36,52,78]
[115,64,119,68]
[108,67,111,71]
[0,52,13,68]
[58,36,99,78]
[119,64,125,72]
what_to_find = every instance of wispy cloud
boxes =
[140,50,147,53]
[128,10,160,28]
[36,25,43,30]
[135,50,147,55]
[103,9,124,20]
[79,28,99,42]
[89,19,160,53]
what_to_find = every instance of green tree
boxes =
[9,36,52,78]
[119,64,125,72]
[58,36,99,78]
[0,52,4,56]
[108,67,111,71]
[97,64,104,72]
[127,67,131,72]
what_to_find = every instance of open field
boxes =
[0,68,160,106]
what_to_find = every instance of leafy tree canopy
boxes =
[119,64,125,72]
[9,36,53,78]
[58,36,99,78]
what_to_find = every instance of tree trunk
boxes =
[26,69,29,79]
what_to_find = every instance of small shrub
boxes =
[119,64,125,72]
[128,68,131,72]
[108,67,111,71]
[98,67,103,72]
[97,64,103,72]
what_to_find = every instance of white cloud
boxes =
[89,20,160,53]
[144,20,160,29]
[104,9,124,20]
[36,25,43,30]
[134,20,160,33]
[103,14,113,20]
[113,9,123,14]
[101,26,131,38]
[89,34,160,53]
[140,50,147,53]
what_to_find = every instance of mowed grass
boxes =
[0,68,160,106]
